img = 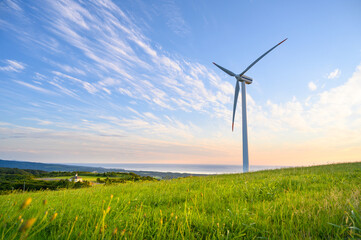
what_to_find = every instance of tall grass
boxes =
[0,162,360,239]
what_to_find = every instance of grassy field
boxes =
[36,173,150,182]
[0,162,360,239]
[37,176,113,181]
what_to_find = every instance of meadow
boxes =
[0,162,360,239]
[37,175,122,182]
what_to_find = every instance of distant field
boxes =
[37,175,120,181]
[0,162,360,239]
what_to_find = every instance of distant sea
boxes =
[70,163,288,174]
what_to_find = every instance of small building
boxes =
[69,173,83,182]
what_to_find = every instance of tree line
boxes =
[0,167,156,194]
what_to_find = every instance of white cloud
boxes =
[308,81,317,91]
[52,71,97,94]
[0,59,25,72]
[49,80,79,98]
[56,64,85,75]
[248,63,361,148]
[327,68,341,79]
[4,0,22,11]
[14,80,54,94]
[158,0,190,36]
[143,112,159,121]
[118,87,133,97]
[34,72,47,80]
[0,122,223,164]
[6,0,361,166]
[1,0,234,117]
[102,87,111,95]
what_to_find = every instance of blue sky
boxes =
[0,0,360,166]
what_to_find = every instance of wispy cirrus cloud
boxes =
[2,0,359,166]
[0,60,25,72]
[1,0,231,117]
[327,68,341,79]
[158,0,190,36]
[308,81,317,91]
[2,0,22,12]
[14,80,54,95]
[52,71,98,94]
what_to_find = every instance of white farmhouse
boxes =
[69,173,83,182]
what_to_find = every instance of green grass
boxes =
[36,174,136,182]
[37,176,106,181]
[0,162,360,239]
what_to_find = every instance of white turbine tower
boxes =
[213,38,287,173]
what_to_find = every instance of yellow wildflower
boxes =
[20,198,32,210]
[19,218,36,233]
[50,213,58,221]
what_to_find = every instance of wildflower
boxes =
[19,218,36,233]
[18,215,22,220]
[113,228,118,235]
[170,213,174,217]
[110,194,114,199]
[75,216,78,221]
[106,206,111,214]
[50,213,58,222]
[121,229,126,236]
[20,198,32,210]
[43,199,47,205]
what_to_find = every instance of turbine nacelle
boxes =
[236,75,253,84]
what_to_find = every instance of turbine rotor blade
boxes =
[239,38,287,77]
[232,80,240,131]
[212,62,236,77]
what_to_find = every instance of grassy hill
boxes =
[0,159,203,179]
[0,168,157,193]
[0,162,360,239]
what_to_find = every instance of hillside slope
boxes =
[0,162,360,239]
[0,159,202,179]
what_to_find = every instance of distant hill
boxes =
[0,159,119,173]
[0,159,203,179]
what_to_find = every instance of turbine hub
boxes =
[237,75,253,84]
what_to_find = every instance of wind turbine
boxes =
[213,38,287,173]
